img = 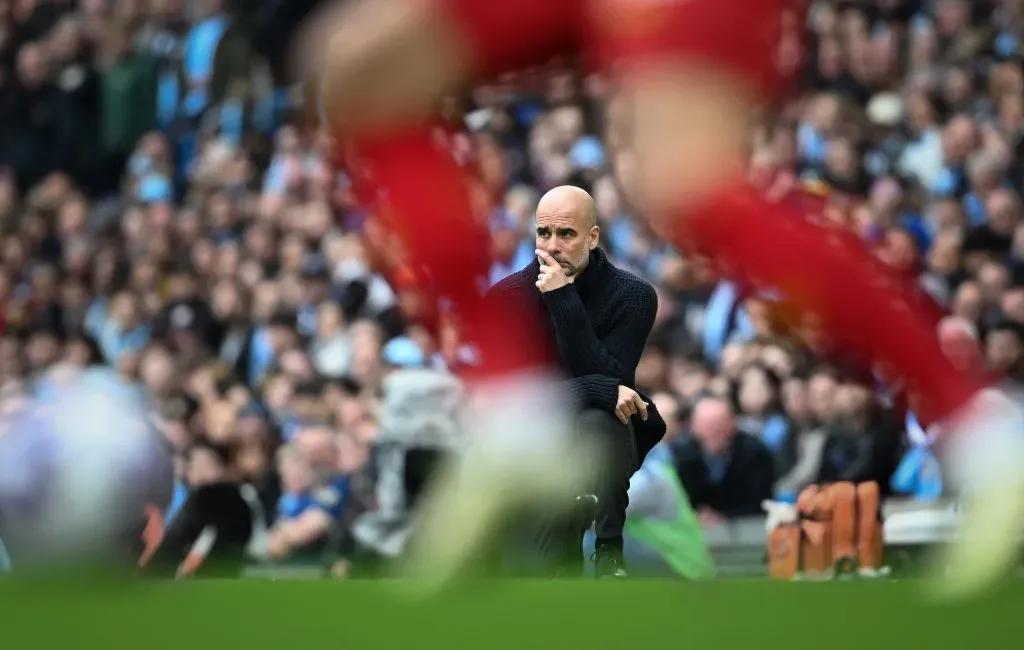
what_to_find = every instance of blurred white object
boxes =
[761,500,798,533]
[464,108,493,132]
[353,369,463,558]
[929,388,1024,601]
[400,374,600,591]
[0,367,174,569]
[884,507,960,545]
[866,92,904,127]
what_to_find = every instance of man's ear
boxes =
[589,225,600,250]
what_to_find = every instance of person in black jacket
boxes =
[816,381,901,489]
[488,185,664,577]
[145,440,253,578]
[670,395,775,522]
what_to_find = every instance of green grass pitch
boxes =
[1,579,1021,649]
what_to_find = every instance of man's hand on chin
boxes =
[536,250,574,293]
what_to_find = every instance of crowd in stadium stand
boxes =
[2,0,1024,570]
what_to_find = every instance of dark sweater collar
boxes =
[572,248,610,299]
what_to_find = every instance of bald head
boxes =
[938,315,981,372]
[535,185,599,277]
[938,315,978,342]
[537,185,597,229]
[691,396,736,456]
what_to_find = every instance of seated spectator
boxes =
[670,395,774,524]
[86,290,151,365]
[815,381,899,488]
[891,315,987,501]
[266,443,348,562]
[734,363,793,471]
[773,375,826,501]
[147,439,253,578]
[938,315,984,374]
[891,410,944,501]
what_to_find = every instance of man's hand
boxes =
[266,529,291,561]
[536,250,573,293]
[698,507,725,527]
[615,385,648,424]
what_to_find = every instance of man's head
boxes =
[808,367,839,425]
[535,185,599,278]
[938,315,981,372]
[986,322,1024,373]
[691,396,736,456]
[1002,287,1024,324]
[834,382,874,426]
[16,42,48,88]
[139,345,177,397]
[782,378,811,424]
[294,424,339,476]
[978,261,1010,305]
[952,281,982,323]
[277,444,316,494]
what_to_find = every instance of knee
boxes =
[576,409,629,438]
[577,409,635,468]
[856,481,879,503]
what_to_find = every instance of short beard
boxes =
[562,257,587,278]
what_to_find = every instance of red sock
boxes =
[351,125,551,380]
[674,184,982,424]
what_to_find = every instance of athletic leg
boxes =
[350,127,601,589]
[594,0,1024,599]
[307,0,584,138]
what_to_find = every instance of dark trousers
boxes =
[499,409,637,576]
[578,409,637,548]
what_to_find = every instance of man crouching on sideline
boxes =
[485,185,666,578]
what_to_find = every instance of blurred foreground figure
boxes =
[0,367,174,573]
[307,0,1024,597]
[300,0,603,588]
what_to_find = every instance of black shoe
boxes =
[552,495,599,579]
[593,545,628,579]
[571,495,599,534]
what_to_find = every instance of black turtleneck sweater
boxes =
[488,248,664,454]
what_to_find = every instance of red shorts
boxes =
[437,0,586,78]
[587,0,806,99]
[438,0,804,98]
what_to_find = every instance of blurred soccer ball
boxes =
[0,367,174,570]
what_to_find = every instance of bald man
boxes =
[670,396,774,523]
[937,316,983,375]
[486,185,663,578]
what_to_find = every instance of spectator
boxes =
[774,376,826,502]
[147,439,253,577]
[265,442,348,562]
[734,363,792,471]
[815,381,898,487]
[180,0,227,119]
[99,22,158,192]
[985,320,1024,382]
[6,0,1024,576]
[671,396,774,523]
[1,41,77,192]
